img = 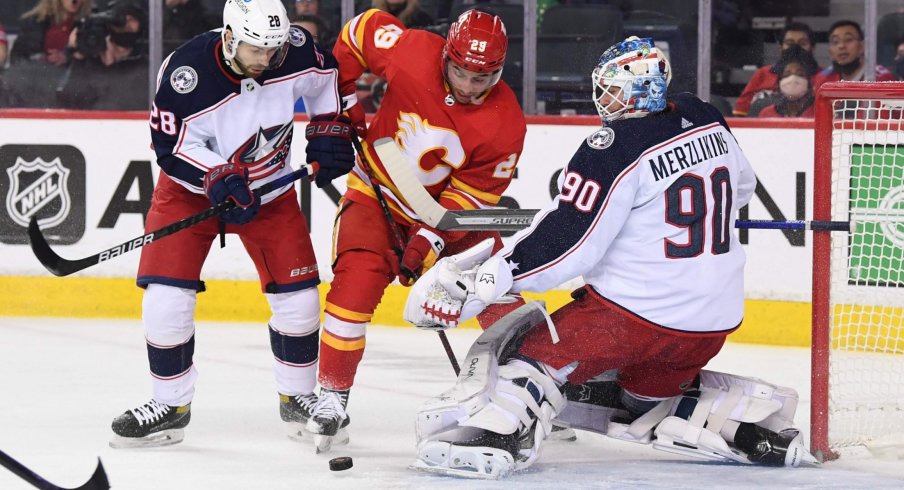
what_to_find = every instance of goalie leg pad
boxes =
[415,302,551,443]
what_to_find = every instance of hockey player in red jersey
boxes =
[403,37,819,478]
[109,0,356,448]
[305,8,527,450]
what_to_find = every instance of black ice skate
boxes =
[732,423,820,467]
[279,392,318,441]
[110,399,191,448]
[305,388,351,453]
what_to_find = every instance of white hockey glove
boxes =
[404,239,513,330]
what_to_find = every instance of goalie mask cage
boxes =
[811,81,904,460]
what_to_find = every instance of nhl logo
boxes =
[5,156,71,228]
[587,127,615,150]
[170,66,198,94]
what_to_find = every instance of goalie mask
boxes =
[592,37,672,123]
[443,9,508,89]
[222,0,290,73]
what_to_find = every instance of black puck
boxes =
[329,456,353,471]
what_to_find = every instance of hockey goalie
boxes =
[401,36,819,479]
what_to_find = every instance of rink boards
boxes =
[0,112,819,347]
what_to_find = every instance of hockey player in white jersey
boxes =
[109,0,355,447]
[403,37,819,477]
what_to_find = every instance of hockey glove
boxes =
[305,113,355,188]
[396,225,446,286]
[203,163,260,225]
[343,95,368,138]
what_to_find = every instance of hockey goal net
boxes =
[811,81,904,460]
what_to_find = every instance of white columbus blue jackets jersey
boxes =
[150,27,341,204]
[504,93,756,334]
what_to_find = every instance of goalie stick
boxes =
[373,138,873,235]
[28,163,318,277]
[0,449,108,490]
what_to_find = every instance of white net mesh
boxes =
[827,98,904,450]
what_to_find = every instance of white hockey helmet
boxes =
[222,0,291,70]
[592,36,672,123]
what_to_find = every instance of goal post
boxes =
[811,81,904,460]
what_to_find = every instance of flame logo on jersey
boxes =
[228,123,293,181]
[394,112,465,186]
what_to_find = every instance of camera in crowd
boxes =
[75,1,147,58]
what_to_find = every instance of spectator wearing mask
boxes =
[733,22,817,116]
[813,20,896,90]
[12,0,93,65]
[372,0,435,29]
[758,50,818,118]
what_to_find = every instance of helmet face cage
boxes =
[592,37,671,123]
[443,10,507,76]
[222,0,291,71]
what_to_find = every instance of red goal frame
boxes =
[811,81,904,460]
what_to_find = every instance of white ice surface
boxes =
[1,317,903,490]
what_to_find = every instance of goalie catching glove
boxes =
[404,238,512,329]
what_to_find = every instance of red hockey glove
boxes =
[398,225,446,286]
[344,99,367,139]
[203,164,260,225]
[305,113,356,188]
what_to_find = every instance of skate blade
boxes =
[109,429,185,449]
[408,459,507,480]
[285,422,307,442]
[313,429,349,454]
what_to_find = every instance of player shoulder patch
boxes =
[288,26,306,47]
[586,127,615,150]
[170,66,198,94]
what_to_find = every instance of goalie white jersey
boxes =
[504,93,756,333]
[150,28,341,204]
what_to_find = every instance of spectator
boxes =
[371,0,435,29]
[0,21,8,68]
[163,0,217,55]
[757,50,818,118]
[295,0,338,44]
[812,20,897,90]
[733,22,817,116]
[748,44,817,117]
[292,13,329,46]
[895,39,904,80]
[11,0,93,66]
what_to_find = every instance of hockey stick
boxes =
[28,164,318,277]
[0,449,109,490]
[373,137,539,232]
[351,135,461,376]
[735,220,851,231]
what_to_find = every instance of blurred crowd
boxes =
[0,0,903,115]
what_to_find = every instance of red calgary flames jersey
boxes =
[334,9,526,226]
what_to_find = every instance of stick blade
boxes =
[27,217,71,277]
[75,459,110,490]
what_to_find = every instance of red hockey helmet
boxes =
[443,9,508,74]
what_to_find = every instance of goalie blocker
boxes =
[411,303,817,479]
